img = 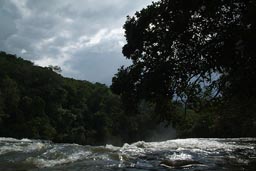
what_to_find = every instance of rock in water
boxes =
[160,160,203,168]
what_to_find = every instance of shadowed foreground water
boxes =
[0,137,256,171]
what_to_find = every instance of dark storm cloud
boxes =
[0,0,156,84]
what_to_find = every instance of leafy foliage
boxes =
[0,52,159,145]
[112,0,256,137]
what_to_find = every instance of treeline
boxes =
[1,50,254,144]
[2,1,256,145]
[0,52,160,145]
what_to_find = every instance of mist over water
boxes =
[146,123,176,142]
[0,137,256,171]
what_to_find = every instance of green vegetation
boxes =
[112,0,256,138]
[0,52,161,145]
[1,0,256,145]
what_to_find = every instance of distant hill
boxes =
[0,51,168,145]
[0,52,156,145]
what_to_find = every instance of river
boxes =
[0,137,255,171]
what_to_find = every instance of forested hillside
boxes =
[0,52,160,145]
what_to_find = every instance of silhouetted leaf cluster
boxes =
[112,0,256,137]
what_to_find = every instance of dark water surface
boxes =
[0,137,256,171]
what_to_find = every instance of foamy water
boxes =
[0,137,255,170]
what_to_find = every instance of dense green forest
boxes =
[0,52,163,145]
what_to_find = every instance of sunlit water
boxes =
[0,137,256,171]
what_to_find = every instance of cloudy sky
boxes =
[0,0,155,85]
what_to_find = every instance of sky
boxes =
[0,0,156,85]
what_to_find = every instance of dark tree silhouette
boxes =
[111,0,256,137]
[112,0,256,116]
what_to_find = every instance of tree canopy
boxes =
[112,0,256,113]
[111,0,256,136]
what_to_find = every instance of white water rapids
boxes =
[0,137,255,170]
